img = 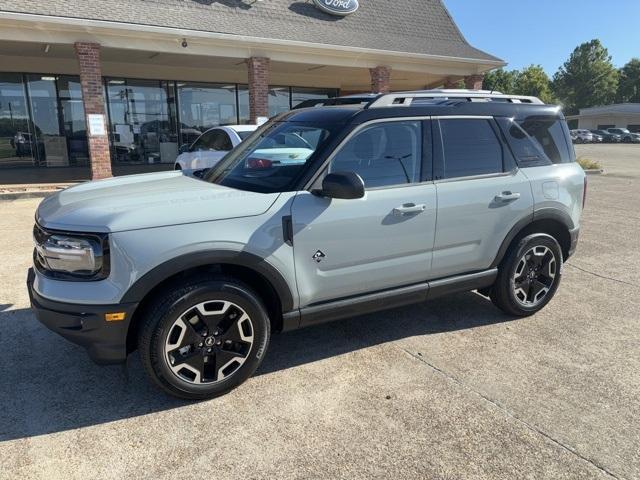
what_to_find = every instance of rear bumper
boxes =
[27,268,137,365]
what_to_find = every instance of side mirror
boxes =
[320,171,365,199]
[178,144,191,154]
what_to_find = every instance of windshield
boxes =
[204,121,334,193]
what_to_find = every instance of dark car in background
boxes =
[589,129,620,143]
[607,128,640,143]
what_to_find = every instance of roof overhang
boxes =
[0,11,505,76]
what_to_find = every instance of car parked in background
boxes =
[570,129,593,143]
[589,129,621,143]
[606,128,640,143]
[175,125,257,175]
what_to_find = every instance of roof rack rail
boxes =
[366,89,544,108]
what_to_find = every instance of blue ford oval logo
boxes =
[313,0,359,16]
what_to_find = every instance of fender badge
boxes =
[312,250,326,263]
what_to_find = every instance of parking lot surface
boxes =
[0,144,638,479]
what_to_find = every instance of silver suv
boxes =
[28,90,586,399]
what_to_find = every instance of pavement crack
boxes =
[565,262,636,287]
[398,346,621,480]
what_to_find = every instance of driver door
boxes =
[291,119,437,308]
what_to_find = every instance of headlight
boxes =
[33,225,109,280]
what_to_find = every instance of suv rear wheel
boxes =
[138,276,270,400]
[491,234,563,316]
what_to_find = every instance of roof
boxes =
[0,0,502,62]
[284,101,561,124]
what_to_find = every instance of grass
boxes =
[577,156,602,171]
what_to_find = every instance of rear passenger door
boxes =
[431,116,533,278]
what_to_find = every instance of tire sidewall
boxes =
[503,234,563,314]
[149,280,270,398]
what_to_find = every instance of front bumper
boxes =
[27,268,138,365]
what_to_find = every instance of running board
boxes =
[292,269,497,328]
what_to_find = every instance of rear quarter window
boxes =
[498,115,574,166]
[519,116,573,164]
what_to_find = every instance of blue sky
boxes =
[444,0,640,75]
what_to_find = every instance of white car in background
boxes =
[175,125,257,175]
[570,129,594,144]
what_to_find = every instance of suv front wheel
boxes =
[138,276,271,400]
[491,234,563,316]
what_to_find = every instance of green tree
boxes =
[617,58,640,103]
[513,65,555,103]
[482,68,517,93]
[552,39,618,114]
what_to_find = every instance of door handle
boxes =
[494,191,521,202]
[393,203,427,216]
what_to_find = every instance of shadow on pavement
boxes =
[0,291,518,441]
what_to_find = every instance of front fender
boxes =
[120,249,294,313]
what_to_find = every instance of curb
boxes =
[583,169,604,175]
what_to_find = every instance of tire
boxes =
[138,275,271,400]
[490,234,563,317]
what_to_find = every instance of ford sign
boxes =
[313,0,359,16]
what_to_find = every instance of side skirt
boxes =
[294,268,497,329]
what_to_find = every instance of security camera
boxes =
[181,38,188,48]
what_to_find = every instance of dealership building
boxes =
[0,0,503,183]
[566,103,640,132]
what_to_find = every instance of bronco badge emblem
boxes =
[312,250,326,263]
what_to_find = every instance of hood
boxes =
[37,171,280,233]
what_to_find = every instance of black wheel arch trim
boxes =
[491,208,574,268]
[120,250,295,313]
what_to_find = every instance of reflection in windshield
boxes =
[204,122,333,193]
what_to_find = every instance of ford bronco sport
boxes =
[28,90,585,399]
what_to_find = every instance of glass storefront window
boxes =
[58,76,89,166]
[268,86,291,117]
[25,74,89,168]
[176,82,238,146]
[238,85,250,125]
[0,73,33,168]
[291,87,338,108]
[106,79,178,165]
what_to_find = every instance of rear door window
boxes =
[439,118,503,179]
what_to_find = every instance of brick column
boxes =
[464,74,484,90]
[74,42,112,180]
[443,77,461,89]
[369,66,391,94]
[246,57,270,124]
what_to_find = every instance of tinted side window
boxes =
[213,131,233,150]
[440,119,503,178]
[193,130,217,151]
[330,121,422,188]
[517,116,572,164]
